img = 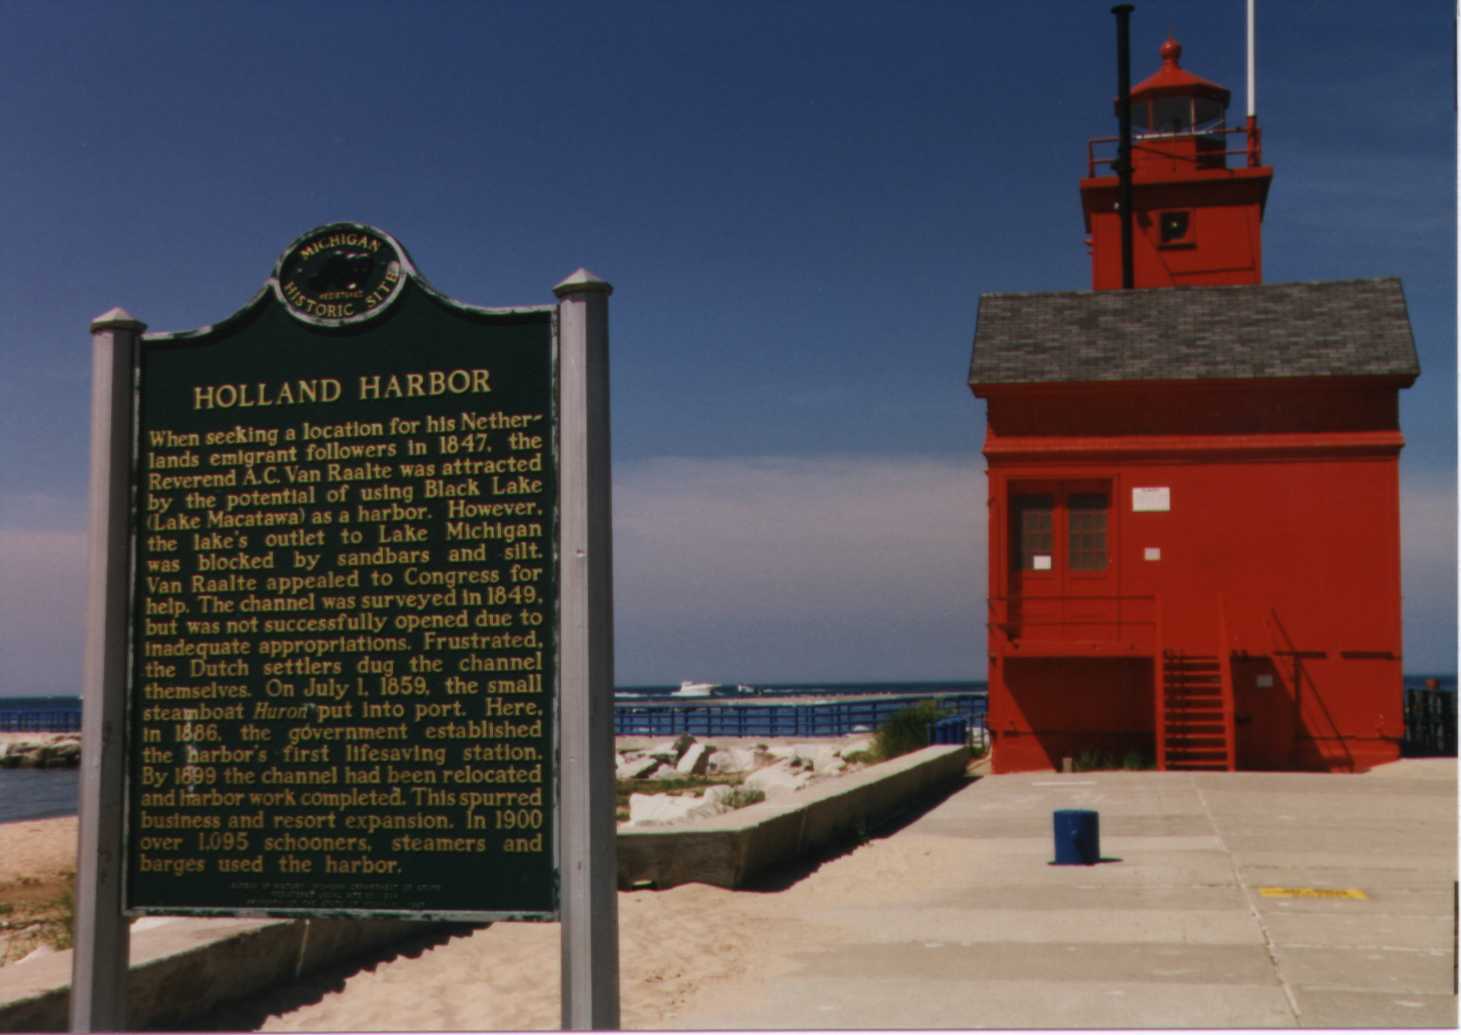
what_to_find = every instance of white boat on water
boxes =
[672,681,718,697]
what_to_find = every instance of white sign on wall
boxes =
[1132,486,1171,512]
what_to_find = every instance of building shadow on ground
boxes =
[740,772,984,894]
[161,922,485,1032]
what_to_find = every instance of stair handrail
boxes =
[1154,593,1166,771]
[1217,594,1237,771]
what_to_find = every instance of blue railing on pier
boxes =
[926,714,971,746]
[0,709,83,733]
[614,693,986,739]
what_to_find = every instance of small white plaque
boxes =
[1256,674,1274,688]
[1132,486,1171,512]
[1032,555,1052,571]
[1143,546,1161,561]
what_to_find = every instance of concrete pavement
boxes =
[669,759,1456,1029]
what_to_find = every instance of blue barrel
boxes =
[1052,809,1100,865]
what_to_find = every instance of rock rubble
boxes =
[0,735,81,769]
[618,735,875,828]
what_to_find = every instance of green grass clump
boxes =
[615,774,745,821]
[1072,747,1153,771]
[873,701,949,761]
[720,786,765,810]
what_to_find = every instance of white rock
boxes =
[648,735,695,762]
[745,761,813,797]
[706,746,758,774]
[628,786,735,826]
[628,792,701,826]
[699,784,734,809]
[617,756,661,781]
[675,742,713,775]
[790,745,845,774]
[839,738,875,758]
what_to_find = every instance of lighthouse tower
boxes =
[1080,38,1273,290]
[967,23,1420,775]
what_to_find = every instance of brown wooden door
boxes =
[1007,482,1115,643]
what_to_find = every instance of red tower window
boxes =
[1159,210,1193,245]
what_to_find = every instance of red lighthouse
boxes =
[968,34,1419,774]
[1080,36,1273,290]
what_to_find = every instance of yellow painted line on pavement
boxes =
[1258,886,1368,900]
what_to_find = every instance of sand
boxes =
[0,809,787,1027]
[0,734,950,1028]
[215,826,932,1032]
[0,806,895,1030]
[0,732,83,957]
[0,815,79,965]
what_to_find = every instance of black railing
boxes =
[1402,690,1457,757]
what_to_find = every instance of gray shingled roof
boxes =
[968,278,1420,387]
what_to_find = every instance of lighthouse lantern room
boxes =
[1081,36,1273,291]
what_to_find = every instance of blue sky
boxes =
[0,1,1453,691]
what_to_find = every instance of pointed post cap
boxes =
[90,307,146,333]
[553,268,613,298]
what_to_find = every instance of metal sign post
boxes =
[554,270,621,1030]
[72,309,146,1032]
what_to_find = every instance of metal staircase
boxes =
[1153,595,1238,772]
[1159,652,1233,769]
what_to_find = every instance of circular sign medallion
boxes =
[272,223,411,326]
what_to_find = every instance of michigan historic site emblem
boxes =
[272,222,410,326]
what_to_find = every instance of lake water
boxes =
[0,767,79,823]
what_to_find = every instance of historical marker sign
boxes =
[125,224,558,918]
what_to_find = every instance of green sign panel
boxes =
[125,224,558,918]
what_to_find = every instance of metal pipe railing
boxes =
[1087,125,1262,178]
[1216,594,1237,770]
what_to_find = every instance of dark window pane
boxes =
[1193,97,1224,129]
[1068,493,1108,571]
[1160,211,1190,243]
[1011,494,1054,571]
[1153,96,1190,133]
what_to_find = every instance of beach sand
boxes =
[194,820,938,1032]
[0,815,78,965]
[0,798,917,1030]
[0,733,948,1027]
[0,807,807,1028]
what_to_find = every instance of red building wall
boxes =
[1081,173,1271,290]
[982,378,1406,773]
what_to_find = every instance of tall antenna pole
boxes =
[1246,0,1256,118]
[1112,4,1135,290]
[1245,0,1262,165]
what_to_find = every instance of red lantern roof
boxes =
[1117,37,1231,112]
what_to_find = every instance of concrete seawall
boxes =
[619,744,972,888]
[0,745,970,1031]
